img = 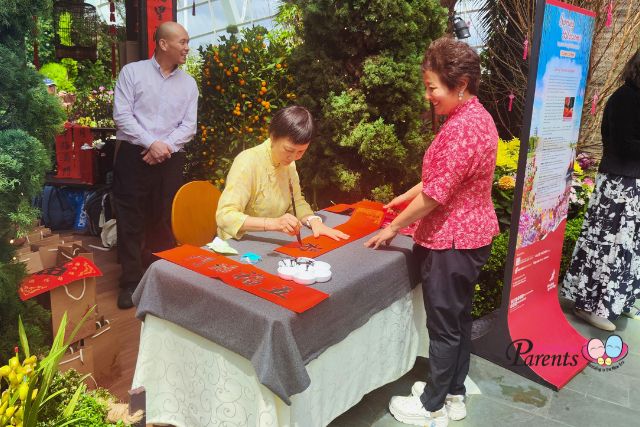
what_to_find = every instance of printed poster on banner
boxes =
[507,0,595,388]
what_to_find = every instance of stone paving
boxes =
[330,299,639,427]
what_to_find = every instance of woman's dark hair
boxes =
[622,49,640,88]
[421,37,481,95]
[269,105,315,145]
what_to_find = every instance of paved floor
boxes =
[329,299,639,427]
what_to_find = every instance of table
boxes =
[132,211,429,426]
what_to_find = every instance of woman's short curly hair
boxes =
[421,37,481,95]
[622,49,640,88]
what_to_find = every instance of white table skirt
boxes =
[132,285,429,427]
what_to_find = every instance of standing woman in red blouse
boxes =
[366,37,499,427]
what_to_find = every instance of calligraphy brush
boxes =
[288,179,303,245]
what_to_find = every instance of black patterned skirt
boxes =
[561,172,640,320]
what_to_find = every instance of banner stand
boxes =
[472,0,597,390]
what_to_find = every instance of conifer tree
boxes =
[287,0,447,206]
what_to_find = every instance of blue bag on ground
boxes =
[63,188,88,231]
[41,185,75,230]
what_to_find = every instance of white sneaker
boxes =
[622,307,640,320]
[573,308,616,331]
[444,394,466,421]
[411,381,467,421]
[389,395,449,427]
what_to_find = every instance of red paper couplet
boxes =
[145,0,176,59]
[275,206,384,258]
[155,245,329,313]
[19,256,102,301]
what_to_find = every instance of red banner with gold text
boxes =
[19,256,102,301]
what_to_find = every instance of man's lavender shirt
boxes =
[113,56,198,153]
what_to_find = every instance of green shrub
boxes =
[287,0,447,208]
[39,370,128,427]
[0,129,52,362]
[39,62,76,93]
[560,216,583,281]
[0,45,66,151]
[473,231,509,319]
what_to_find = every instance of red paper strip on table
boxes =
[155,245,329,313]
[324,199,418,237]
[323,200,384,213]
[275,206,384,258]
[19,256,102,301]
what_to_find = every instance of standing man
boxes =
[113,21,198,309]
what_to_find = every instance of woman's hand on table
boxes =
[268,213,301,236]
[311,221,350,241]
[364,225,398,249]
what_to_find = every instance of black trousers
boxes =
[414,243,492,411]
[113,142,185,289]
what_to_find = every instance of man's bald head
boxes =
[153,21,190,67]
[154,21,187,45]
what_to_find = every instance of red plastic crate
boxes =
[79,149,96,185]
[56,151,81,179]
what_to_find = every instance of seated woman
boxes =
[216,105,349,241]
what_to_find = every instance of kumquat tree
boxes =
[186,26,297,185]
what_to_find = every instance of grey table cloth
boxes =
[133,211,419,404]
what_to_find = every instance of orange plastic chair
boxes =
[171,180,221,247]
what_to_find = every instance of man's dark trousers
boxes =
[414,243,492,412]
[113,141,185,290]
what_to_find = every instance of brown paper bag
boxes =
[29,234,61,251]
[17,252,44,274]
[56,243,90,266]
[15,245,35,256]
[50,252,99,341]
[38,241,83,269]
[87,318,121,384]
[25,228,52,245]
[58,344,96,389]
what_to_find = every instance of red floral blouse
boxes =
[414,97,499,250]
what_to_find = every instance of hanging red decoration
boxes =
[523,37,529,60]
[508,93,515,112]
[605,1,613,28]
[590,91,598,115]
[109,0,116,78]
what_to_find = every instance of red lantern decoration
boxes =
[109,0,116,78]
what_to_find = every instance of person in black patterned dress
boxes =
[562,49,640,331]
